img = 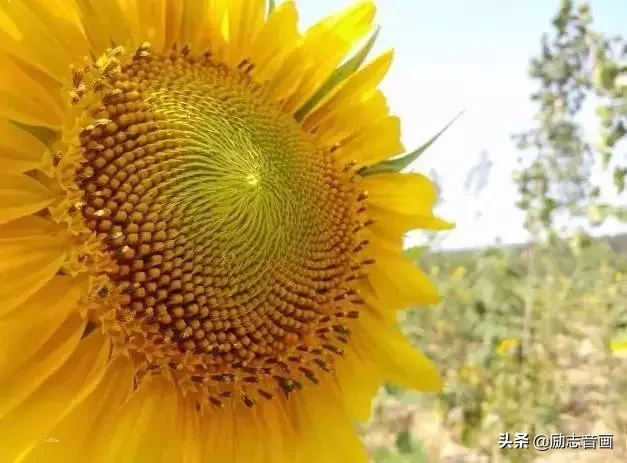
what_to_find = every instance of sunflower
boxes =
[0,1,454,461]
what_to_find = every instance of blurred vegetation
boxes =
[513,0,627,231]
[363,1,627,462]
[365,237,627,462]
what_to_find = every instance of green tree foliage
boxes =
[513,0,627,232]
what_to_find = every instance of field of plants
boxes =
[363,234,627,462]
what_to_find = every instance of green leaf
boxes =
[595,62,619,90]
[613,167,627,194]
[383,383,403,397]
[359,110,465,176]
[267,0,275,16]
[10,120,57,148]
[404,246,428,261]
[395,430,414,454]
[294,27,380,122]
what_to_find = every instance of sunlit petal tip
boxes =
[408,359,444,393]
[431,216,456,230]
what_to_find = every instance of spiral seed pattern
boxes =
[68,45,372,407]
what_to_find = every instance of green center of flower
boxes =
[65,44,371,407]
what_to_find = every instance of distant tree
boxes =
[513,0,627,235]
[464,150,493,220]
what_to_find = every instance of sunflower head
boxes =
[0,1,454,461]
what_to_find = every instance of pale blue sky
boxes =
[293,0,627,249]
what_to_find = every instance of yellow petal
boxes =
[89,376,181,463]
[314,89,389,146]
[354,277,398,323]
[0,218,68,317]
[197,397,296,463]
[27,1,89,60]
[73,0,132,53]
[0,275,86,380]
[0,120,48,173]
[119,0,182,51]
[362,172,437,215]
[0,314,85,421]
[0,329,109,462]
[360,223,404,256]
[175,396,203,463]
[204,404,255,462]
[22,356,134,463]
[239,400,300,463]
[119,0,155,48]
[0,0,88,82]
[374,209,455,239]
[291,381,369,463]
[334,340,382,422]
[335,115,404,166]
[249,2,300,84]
[178,0,227,55]
[280,1,377,115]
[360,172,455,231]
[0,215,61,241]
[0,53,65,128]
[222,0,266,66]
[199,404,235,461]
[303,50,394,131]
[0,174,53,224]
[267,48,308,102]
[162,0,184,48]
[355,311,442,392]
[125,0,180,51]
[205,1,230,57]
[366,248,441,308]
[254,400,299,463]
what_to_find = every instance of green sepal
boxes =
[268,0,275,16]
[403,246,428,261]
[358,110,465,176]
[10,120,57,148]
[294,27,381,122]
